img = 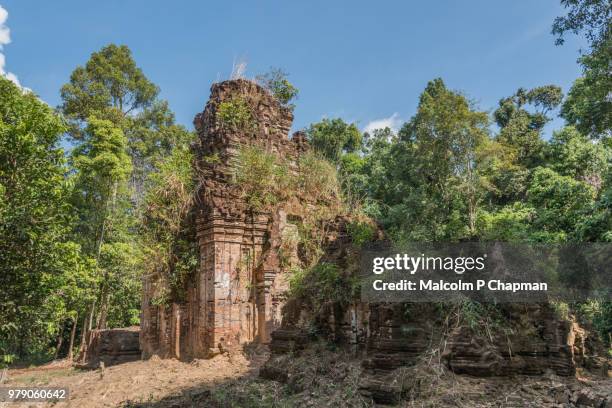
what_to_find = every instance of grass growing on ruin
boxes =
[217,97,256,131]
[231,145,293,211]
[297,152,340,203]
[231,146,342,217]
[142,145,198,305]
[232,144,372,328]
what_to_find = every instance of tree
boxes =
[396,78,489,240]
[546,126,608,184]
[70,117,133,329]
[527,167,596,241]
[553,0,611,139]
[306,118,362,163]
[60,44,193,204]
[0,77,89,362]
[552,0,611,48]
[60,45,194,331]
[349,79,490,241]
[256,68,299,109]
[494,86,562,168]
[561,40,612,139]
[60,44,158,130]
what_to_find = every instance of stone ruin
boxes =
[136,79,608,402]
[77,327,140,369]
[140,79,310,359]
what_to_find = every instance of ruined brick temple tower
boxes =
[140,79,309,359]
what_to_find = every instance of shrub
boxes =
[256,67,299,109]
[289,263,359,313]
[347,221,375,247]
[217,97,254,131]
[577,299,612,348]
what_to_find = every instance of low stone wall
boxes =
[77,327,141,369]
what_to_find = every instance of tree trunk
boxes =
[88,299,96,332]
[54,323,64,360]
[67,314,78,361]
[79,314,88,358]
[97,291,111,330]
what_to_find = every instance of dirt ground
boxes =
[1,346,610,408]
[1,349,266,408]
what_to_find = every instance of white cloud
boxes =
[0,5,23,88]
[363,113,402,134]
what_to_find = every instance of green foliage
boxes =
[552,0,611,48]
[574,183,612,241]
[527,167,595,239]
[60,43,193,205]
[98,242,143,327]
[388,78,489,240]
[289,263,359,313]
[69,117,139,329]
[554,0,611,139]
[561,38,612,139]
[494,86,562,168]
[306,118,362,163]
[71,117,133,253]
[231,145,292,211]
[452,299,510,338]
[547,126,608,180]
[0,77,91,362]
[476,203,535,242]
[57,43,192,333]
[577,300,612,347]
[142,144,197,303]
[217,97,255,131]
[73,118,133,184]
[551,301,571,320]
[60,44,158,134]
[347,221,376,247]
[256,67,299,109]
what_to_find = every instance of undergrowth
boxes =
[289,263,360,315]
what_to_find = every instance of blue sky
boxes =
[0,1,586,136]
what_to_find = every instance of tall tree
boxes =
[70,117,133,329]
[0,77,92,362]
[306,118,362,164]
[494,86,562,168]
[560,39,612,139]
[60,45,194,330]
[60,44,158,131]
[60,44,193,204]
[397,78,489,239]
[553,0,611,139]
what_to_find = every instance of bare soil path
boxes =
[2,351,264,407]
